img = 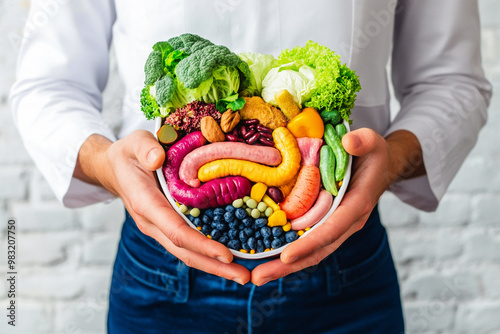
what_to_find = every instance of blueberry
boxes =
[213,215,224,223]
[211,229,222,241]
[255,218,267,228]
[188,215,196,222]
[225,205,236,213]
[228,228,239,240]
[239,230,249,243]
[260,227,272,238]
[227,240,241,250]
[211,221,218,229]
[272,227,283,238]
[193,217,202,227]
[201,225,211,235]
[242,242,251,251]
[271,238,283,249]
[257,240,265,253]
[235,208,247,220]
[215,222,227,231]
[242,217,253,227]
[204,209,214,218]
[263,237,272,249]
[279,235,286,243]
[243,227,254,237]
[228,221,238,229]
[218,235,229,245]
[285,231,299,243]
[254,230,262,240]
[239,224,245,230]
[224,212,235,223]
[247,237,256,250]
[201,214,211,225]
[214,208,225,216]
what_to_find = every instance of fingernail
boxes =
[233,277,245,285]
[146,148,160,165]
[258,277,272,286]
[349,134,361,149]
[217,256,230,264]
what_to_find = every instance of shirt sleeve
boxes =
[9,1,118,208]
[387,0,492,212]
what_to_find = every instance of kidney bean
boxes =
[258,137,275,147]
[242,129,256,140]
[248,124,256,131]
[259,131,273,140]
[246,132,261,145]
[226,134,239,142]
[256,124,272,134]
[239,125,249,138]
[232,128,239,136]
[267,187,284,203]
[243,119,259,125]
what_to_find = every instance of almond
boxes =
[220,109,241,133]
[201,116,225,143]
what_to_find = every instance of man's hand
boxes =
[251,128,424,286]
[74,131,251,285]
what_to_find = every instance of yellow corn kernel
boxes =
[197,226,202,231]
[267,210,287,227]
[264,248,270,252]
[262,195,280,212]
[282,222,291,232]
[338,180,343,187]
[251,182,268,202]
[250,249,256,254]
[207,235,212,239]
[240,249,248,253]
[305,227,310,231]
[298,230,304,236]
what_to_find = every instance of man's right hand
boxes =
[74,130,251,285]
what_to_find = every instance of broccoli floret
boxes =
[175,44,251,90]
[155,74,176,107]
[140,85,160,120]
[144,51,164,85]
[167,33,213,54]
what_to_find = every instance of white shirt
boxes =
[10,0,491,211]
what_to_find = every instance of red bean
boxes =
[232,128,239,136]
[258,137,275,147]
[243,119,259,125]
[225,134,239,142]
[267,187,284,203]
[239,126,249,137]
[256,124,272,134]
[259,131,273,140]
[242,129,256,140]
[246,132,261,145]
[248,124,256,131]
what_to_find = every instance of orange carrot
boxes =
[280,165,321,219]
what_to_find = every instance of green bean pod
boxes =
[319,145,338,196]
[324,123,348,181]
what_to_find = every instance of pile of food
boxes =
[142,34,361,256]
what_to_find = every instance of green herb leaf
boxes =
[216,92,246,112]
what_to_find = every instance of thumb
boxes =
[342,128,384,157]
[130,130,166,171]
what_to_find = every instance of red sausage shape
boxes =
[290,190,333,230]
[179,141,282,188]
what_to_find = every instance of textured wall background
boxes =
[0,1,499,333]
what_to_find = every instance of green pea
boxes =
[247,199,258,209]
[243,196,251,203]
[179,205,189,214]
[232,199,244,208]
[257,202,267,212]
[190,208,201,217]
[246,208,253,216]
[265,207,274,217]
[251,208,261,219]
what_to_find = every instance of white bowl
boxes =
[154,117,352,259]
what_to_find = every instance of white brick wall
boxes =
[0,1,499,333]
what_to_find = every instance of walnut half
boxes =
[220,109,241,133]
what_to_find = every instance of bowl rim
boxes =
[154,116,352,259]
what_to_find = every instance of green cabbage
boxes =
[238,52,276,97]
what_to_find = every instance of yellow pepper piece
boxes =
[268,210,287,227]
[262,195,280,212]
[250,183,268,202]
[282,222,291,232]
[286,107,324,139]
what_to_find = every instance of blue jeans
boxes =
[107,206,404,334]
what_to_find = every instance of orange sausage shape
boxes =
[179,142,282,188]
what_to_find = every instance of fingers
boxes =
[129,130,166,171]
[342,128,386,157]
[145,221,251,285]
